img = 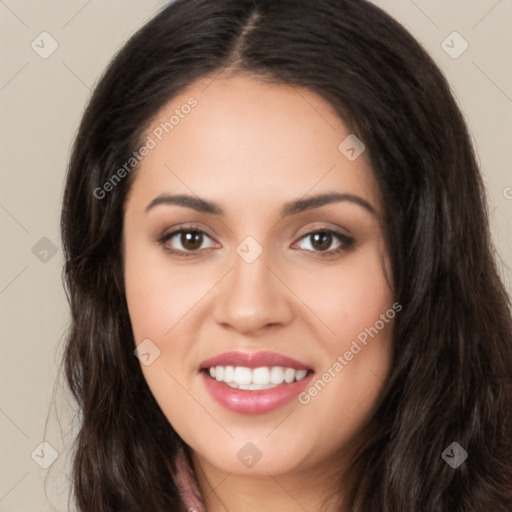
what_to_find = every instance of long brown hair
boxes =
[60,0,512,510]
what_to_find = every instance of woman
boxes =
[60,0,512,510]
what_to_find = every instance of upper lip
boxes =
[199,351,313,371]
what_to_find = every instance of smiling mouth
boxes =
[202,366,314,390]
[199,351,316,414]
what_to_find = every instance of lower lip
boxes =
[201,371,314,414]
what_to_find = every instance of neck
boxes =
[190,449,345,512]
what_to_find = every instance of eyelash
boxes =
[158,224,355,259]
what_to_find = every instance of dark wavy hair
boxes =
[60,0,512,510]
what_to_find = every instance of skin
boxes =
[123,73,396,511]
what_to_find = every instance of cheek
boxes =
[123,247,205,430]
[287,246,395,429]
[124,240,208,343]
[290,245,394,346]
[123,241,222,397]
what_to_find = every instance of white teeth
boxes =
[253,367,270,385]
[295,369,307,381]
[270,366,284,384]
[206,365,310,387]
[227,382,278,390]
[223,365,235,383]
[284,368,295,383]
[234,366,252,385]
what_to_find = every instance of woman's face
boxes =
[123,74,396,479]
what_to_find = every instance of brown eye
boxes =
[158,227,218,257]
[180,230,203,251]
[295,229,354,256]
[310,231,333,251]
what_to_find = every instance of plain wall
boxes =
[0,1,510,510]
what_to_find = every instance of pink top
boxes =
[175,445,206,512]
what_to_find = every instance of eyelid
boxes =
[158,223,354,259]
[291,227,354,253]
[158,221,213,237]
[158,223,218,247]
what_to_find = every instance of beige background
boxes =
[0,1,510,510]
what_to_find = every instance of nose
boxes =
[212,248,294,336]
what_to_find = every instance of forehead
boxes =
[125,74,381,216]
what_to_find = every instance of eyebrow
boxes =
[145,192,377,217]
